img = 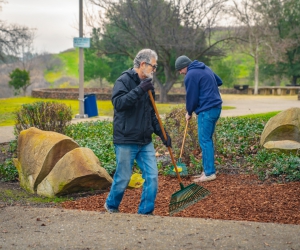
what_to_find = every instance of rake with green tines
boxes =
[148,90,210,216]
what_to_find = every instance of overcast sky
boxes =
[1,0,82,54]
[1,1,237,54]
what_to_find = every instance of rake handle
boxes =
[179,120,188,159]
[148,90,183,183]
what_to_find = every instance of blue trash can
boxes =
[84,93,98,117]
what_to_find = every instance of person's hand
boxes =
[186,112,192,121]
[160,132,172,148]
[139,78,154,92]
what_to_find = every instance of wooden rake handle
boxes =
[148,90,183,183]
[179,120,189,159]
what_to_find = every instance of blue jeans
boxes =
[197,107,221,176]
[106,142,158,214]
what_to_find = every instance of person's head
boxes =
[175,55,192,75]
[134,49,158,79]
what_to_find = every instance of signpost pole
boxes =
[75,0,87,118]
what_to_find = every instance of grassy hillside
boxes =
[56,49,79,78]
[0,47,255,99]
[43,49,254,88]
[44,49,79,87]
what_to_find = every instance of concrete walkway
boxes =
[221,94,299,117]
[1,206,300,250]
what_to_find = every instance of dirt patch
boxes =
[0,180,109,208]
[0,181,58,208]
[62,174,300,225]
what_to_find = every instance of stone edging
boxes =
[32,87,300,102]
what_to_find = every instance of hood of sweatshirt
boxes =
[188,60,206,71]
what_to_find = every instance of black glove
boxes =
[160,132,172,148]
[139,78,154,92]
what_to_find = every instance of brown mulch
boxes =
[62,174,300,225]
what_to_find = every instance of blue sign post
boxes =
[73,37,90,48]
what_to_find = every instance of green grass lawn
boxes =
[0,97,234,126]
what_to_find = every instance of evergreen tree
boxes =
[8,68,30,96]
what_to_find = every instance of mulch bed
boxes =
[62,174,300,225]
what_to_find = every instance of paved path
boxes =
[221,94,299,117]
[1,206,300,250]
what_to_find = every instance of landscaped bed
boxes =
[61,174,300,225]
[1,106,300,225]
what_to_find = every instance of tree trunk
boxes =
[274,75,281,86]
[22,84,31,96]
[254,51,259,95]
[159,86,168,103]
[154,74,176,103]
[291,76,297,85]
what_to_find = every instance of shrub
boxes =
[6,105,298,183]
[164,107,199,159]
[268,153,300,182]
[0,140,18,181]
[215,117,265,160]
[47,108,300,182]
[159,107,201,175]
[0,158,18,181]
[64,120,116,175]
[14,101,73,136]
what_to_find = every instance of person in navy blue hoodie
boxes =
[175,55,223,182]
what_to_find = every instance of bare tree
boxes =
[228,0,271,94]
[256,0,300,85]
[0,1,34,63]
[87,0,232,102]
[0,1,40,96]
[12,30,37,70]
[0,22,32,62]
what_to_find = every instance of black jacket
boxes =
[112,69,162,145]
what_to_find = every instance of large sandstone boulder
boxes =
[260,107,300,151]
[37,147,113,197]
[14,127,79,193]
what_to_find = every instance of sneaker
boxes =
[193,173,216,183]
[192,172,204,179]
[104,202,119,213]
